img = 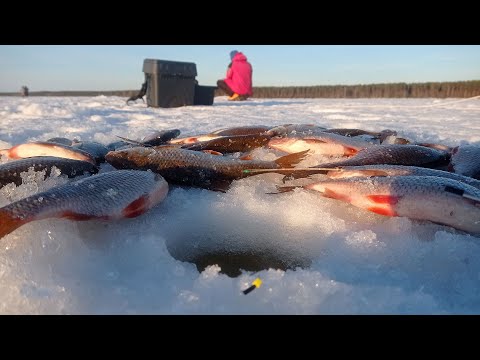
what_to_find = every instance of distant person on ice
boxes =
[217,50,253,101]
[21,86,29,97]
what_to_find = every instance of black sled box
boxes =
[143,59,197,108]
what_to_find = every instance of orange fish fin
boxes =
[367,195,400,205]
[323,187,351,202]
[6,145,20,159]
[183,137,198,144]
[0,209,28,239]
[122,195,149,218]
[202,150,223,156]
[274,150,310,168]
[366,206,398,217]
[239,153,253,161]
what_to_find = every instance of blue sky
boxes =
[0,45,479,92]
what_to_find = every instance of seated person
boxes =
[217,50,253,101]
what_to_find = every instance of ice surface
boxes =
[0,95,479,314]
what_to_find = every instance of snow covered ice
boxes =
[0,95,479,314]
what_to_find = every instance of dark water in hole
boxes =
[167,242,311,277]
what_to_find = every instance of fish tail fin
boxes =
[274,150,310,168]
[0,209,27,240]
[116,135,151,147]
[239,152,254,161]
[242,167,330,178]
[282,169,329,180]
[243,150,311,177]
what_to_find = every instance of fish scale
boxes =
[449,145,480,179]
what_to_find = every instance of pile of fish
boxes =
[0,125,479,241]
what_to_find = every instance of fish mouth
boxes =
[105,151,130,169]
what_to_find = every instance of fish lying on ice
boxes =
[0,156,99,188]
[268,132,375,156]
[183,134,272,153]
[105,146,309,191]
[0,170,169,240]
[310,144,451,169]
[169,125,271,145]
[275,175,480,235]
[314,165,480,190]
[245,145,451,180]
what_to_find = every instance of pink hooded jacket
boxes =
[224,52,253,96]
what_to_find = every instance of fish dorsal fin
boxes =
[116,135,152,147]
[274,149,310,168]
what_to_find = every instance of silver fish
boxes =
[0,156,99,188]
[276,176,480,235]
[313,145,451,169]
[0,170,169,240]
[322,165,480,190]
[246,145,450,180]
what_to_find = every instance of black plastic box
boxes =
[143,59,197,108]
[194,85,217,106]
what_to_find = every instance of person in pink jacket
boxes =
[217,50,253,101]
